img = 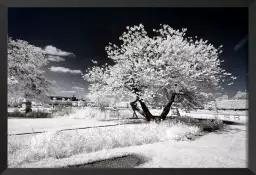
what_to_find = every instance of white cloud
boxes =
[33,47,44,52]
[44,45,74,56]
[234,36,248,51]
[72,86,84,91]
[47,55,65,62]
[49,66,82,74]
[61,91,76,93]
[34,45,74,62]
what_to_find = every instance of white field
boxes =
[8,107,248,135]
[14,124,247,168]
[8,105,247,168]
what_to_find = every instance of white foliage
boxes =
[232,91,247,100]
[84,24,233,108]
[217,95,229,100]
[8,37,53,103]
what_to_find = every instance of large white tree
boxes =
[84,24,234,121]
[8,37,53,105]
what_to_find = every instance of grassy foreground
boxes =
[8,116,224,167]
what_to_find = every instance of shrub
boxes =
[62,107,135,120]
[197,119,224,132]
[208,107,213,111]
[8,136,25,154]
[164,124,201,141]
[64,107,118,120]
[8,110,51,118]
[52,108,74,118]
[173,116,200,126]
[8,109,24,118]
[29,131,88,159]
[172,115,224,132]
[25,111,51,118]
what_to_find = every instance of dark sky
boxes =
[8,8,248,98]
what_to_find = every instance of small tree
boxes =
[8,37,54,112]
[8,96,24,107]
[232,91,248,100]
[84,24,234,122]
[216,94,229,100]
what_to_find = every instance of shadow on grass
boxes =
[222,121,246,125]
[213,125,246,135]
[65,153,149,168]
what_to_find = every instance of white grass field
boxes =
[8,119,203,167]
[11,124,247,168]
[8,106,248,168]
[8,107,248,135]
[8,118,121,135]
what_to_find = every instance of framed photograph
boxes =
[0,0,255,175]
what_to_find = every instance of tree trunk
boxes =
[25,101,32,114]
[176,108,181,117]
[160,93,176,120]
[138,99,155,121]
[130,96,154,121]
[132,111,138,119]
[129,99,138,119]
[130,96,145,117]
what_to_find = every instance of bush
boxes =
[172,116,224,132]
[198,119,224,132]
[173,116,200,126]
[8,109,24,118]
[208,107,213,111]
[8,135,27,154]
[52,108,74,118]
[8,110,51,118]
[25,111,51,118]
[62,107,135,120]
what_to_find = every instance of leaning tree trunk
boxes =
[138,99,155,121]
[130,96,154,121]
[130,97,145,119]
[160,93,176,121]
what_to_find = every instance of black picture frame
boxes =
[1,0,255,175]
